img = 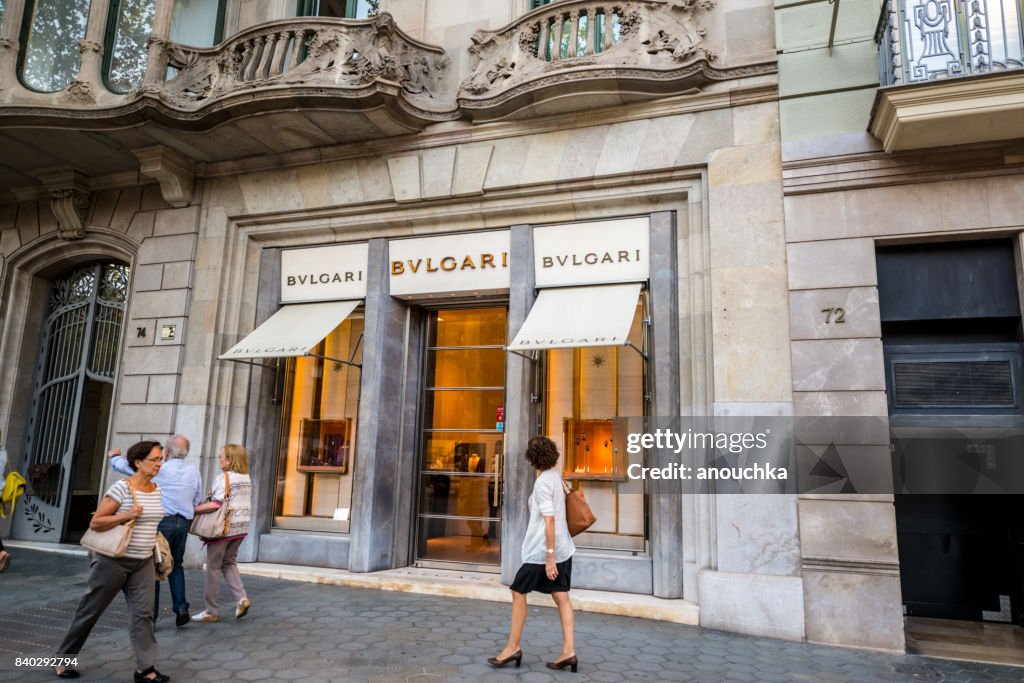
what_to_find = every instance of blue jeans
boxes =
[156,515,190,615]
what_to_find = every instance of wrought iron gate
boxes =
[13,263,129,541]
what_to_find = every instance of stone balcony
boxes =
[0,14,453,203]
[870,0,1024,152]
[457,0,764,122]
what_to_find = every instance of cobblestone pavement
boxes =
[1,549,1021,683]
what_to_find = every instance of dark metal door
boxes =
[14,263,128,542]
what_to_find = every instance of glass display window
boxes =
[543,294,647,553]
[274,314,363,533]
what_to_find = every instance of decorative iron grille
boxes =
[878,0,1024,85]
[23,263,129,508]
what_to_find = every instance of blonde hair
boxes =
[223,444,249,474]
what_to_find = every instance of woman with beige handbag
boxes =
[54,441,170,683]
[191,444,252,623]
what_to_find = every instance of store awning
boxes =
[219,300,361,360]
[507,283,642,351]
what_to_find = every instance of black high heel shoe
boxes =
[546,655,578,673]
[487,650,523,668]
[134,667,170,683]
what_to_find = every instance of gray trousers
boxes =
[57,553,157,671]
[204,538,247,616]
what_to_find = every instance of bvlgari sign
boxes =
[281,243,369,303]
[389,230,511,297]
[533,217,650,287]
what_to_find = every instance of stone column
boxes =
[348,238,410,573]
[649,211,684,598]
[500,224,537,584]
[76,0,110,90]
[142,0,177,90]
[238,247,282,563]
[0,0,27,91]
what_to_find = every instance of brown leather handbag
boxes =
[561,479,596,536]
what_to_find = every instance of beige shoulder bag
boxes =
[189,471,232,539]
[81,479,138,557]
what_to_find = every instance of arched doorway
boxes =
[13,262,129,542]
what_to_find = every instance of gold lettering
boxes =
[392,261,404,275]
[426,258,439,272]
[440,256,457,272]
[408,259,422,273]
[461,256,476,270]
[502,252,508,267]
[481,254,495,269]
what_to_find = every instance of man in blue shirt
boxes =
[110,434,203,627]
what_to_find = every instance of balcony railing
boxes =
[155,14,449,111]
[455,0,776,121]
[877,0,1024,86]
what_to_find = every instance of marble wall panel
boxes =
[789,287,881,340]
[716,495,801,576]
[698,569,805,641]
[803,570,905,651]
[787,238,876,290]
[799,498,898,564]
[791,339,885,391]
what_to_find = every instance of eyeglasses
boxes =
[143,456,165,463]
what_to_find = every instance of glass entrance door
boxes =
[416,307,507,568]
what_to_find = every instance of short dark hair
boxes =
[126,441,162,471]
[525,436,560,471]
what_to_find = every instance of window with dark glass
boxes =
[274,315,363,533]
[296,0,376,18]
[19,0,91,92]
[104,0,156,93]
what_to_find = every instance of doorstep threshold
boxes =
[238,562,699,625]
[3,539,88,556]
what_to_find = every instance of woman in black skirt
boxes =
[488,436,577,672]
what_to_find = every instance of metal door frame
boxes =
[411,302,509,573]
[14,262,128,542]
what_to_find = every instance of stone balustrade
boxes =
[156,14,449,111]
[456,0,765,121]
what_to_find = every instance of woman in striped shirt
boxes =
[54,441,169,683]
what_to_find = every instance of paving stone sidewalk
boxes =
[0,549,1020,683]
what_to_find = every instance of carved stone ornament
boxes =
[158,14,449,112]
[454,0,753,121]
[49,188,91,241]
[79,39,102,54]
[0,38,17,51]
[64,80,96,104]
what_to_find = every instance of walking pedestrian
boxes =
[489,435,577,672]
[191,444,252,623]
[110,434,202,627]
[54,441,169,682]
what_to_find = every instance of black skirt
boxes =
[510,557,572,594]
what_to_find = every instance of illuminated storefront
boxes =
[225,215,680,595]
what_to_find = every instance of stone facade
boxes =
[776,0,1024,653]
[5,0,1013,654]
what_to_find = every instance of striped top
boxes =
[105,480,164,559]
